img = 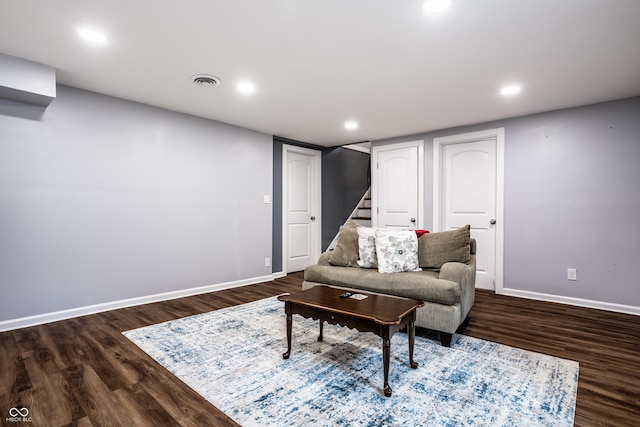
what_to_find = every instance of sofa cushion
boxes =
[375,229,421,273]
[356,227,378,268]
[418,225,471,269]
[304,264,461,306]
[329,226,360,267]
[343,219,360,229]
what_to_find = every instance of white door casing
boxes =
[433,128,504,293]
[282,145,321,273]
[372,140,424,229]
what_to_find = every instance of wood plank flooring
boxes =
[1,273,639,426]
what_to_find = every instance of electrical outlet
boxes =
[567,268,577,281]
[265,257,271,267]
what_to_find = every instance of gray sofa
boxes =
[302,225,476,347]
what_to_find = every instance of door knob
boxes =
[410,218,416,223]
[490,219,496,225]
[310,216,316,221]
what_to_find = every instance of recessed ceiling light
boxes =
[77,27,108,45]
[192,74,221,87]
[500,84,523,96]
[422,0,452,14]
[344,121,359,130]
[237,81,256,95]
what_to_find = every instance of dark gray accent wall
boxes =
[0,85,273,322]
[272,139,283,273]
[322,147,370,250]
[372,96,640,308]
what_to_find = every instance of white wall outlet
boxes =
[263,195,271,204]
[567,268,577,281]
[265,257,271,267]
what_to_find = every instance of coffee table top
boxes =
[277,285,424,325]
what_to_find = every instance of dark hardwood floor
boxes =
[1,273,639,426]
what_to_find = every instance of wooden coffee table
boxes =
[277,285,425,397]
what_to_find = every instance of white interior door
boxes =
[372,140,424,229]
[434,128,504,292]
[283,145,321,273]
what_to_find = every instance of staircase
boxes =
[328,188,371,249]
[351,189,372,227]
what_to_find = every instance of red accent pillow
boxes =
[415,229,430,238]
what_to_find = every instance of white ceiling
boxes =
[1,0,639,147]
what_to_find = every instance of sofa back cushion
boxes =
[328,225,360,267]
[418,225,471,269]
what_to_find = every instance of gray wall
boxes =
[372,96,640,308]
[0,85,273,322]
[0,52,56,107]
[322,147,370,250]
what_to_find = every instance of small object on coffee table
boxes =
[278,286,424,397]
[339,292,353,298]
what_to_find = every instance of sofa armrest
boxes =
[439,254,476,322]
[439,262,467,283]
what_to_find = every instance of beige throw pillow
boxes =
[418,225,471,269]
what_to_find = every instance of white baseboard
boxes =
[271,271,286,279]
[501,288,640,316]
[0,273,281,332]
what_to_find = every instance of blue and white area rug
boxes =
[123,296,578,427]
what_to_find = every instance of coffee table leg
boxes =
[409,318,418,369]
[382,327,392,397]
[318,319,324,342]
[283,301,292,359]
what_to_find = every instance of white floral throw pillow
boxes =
[375,229,422,273]
[356,227,378,268]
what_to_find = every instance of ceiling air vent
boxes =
[191,74,221,87]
